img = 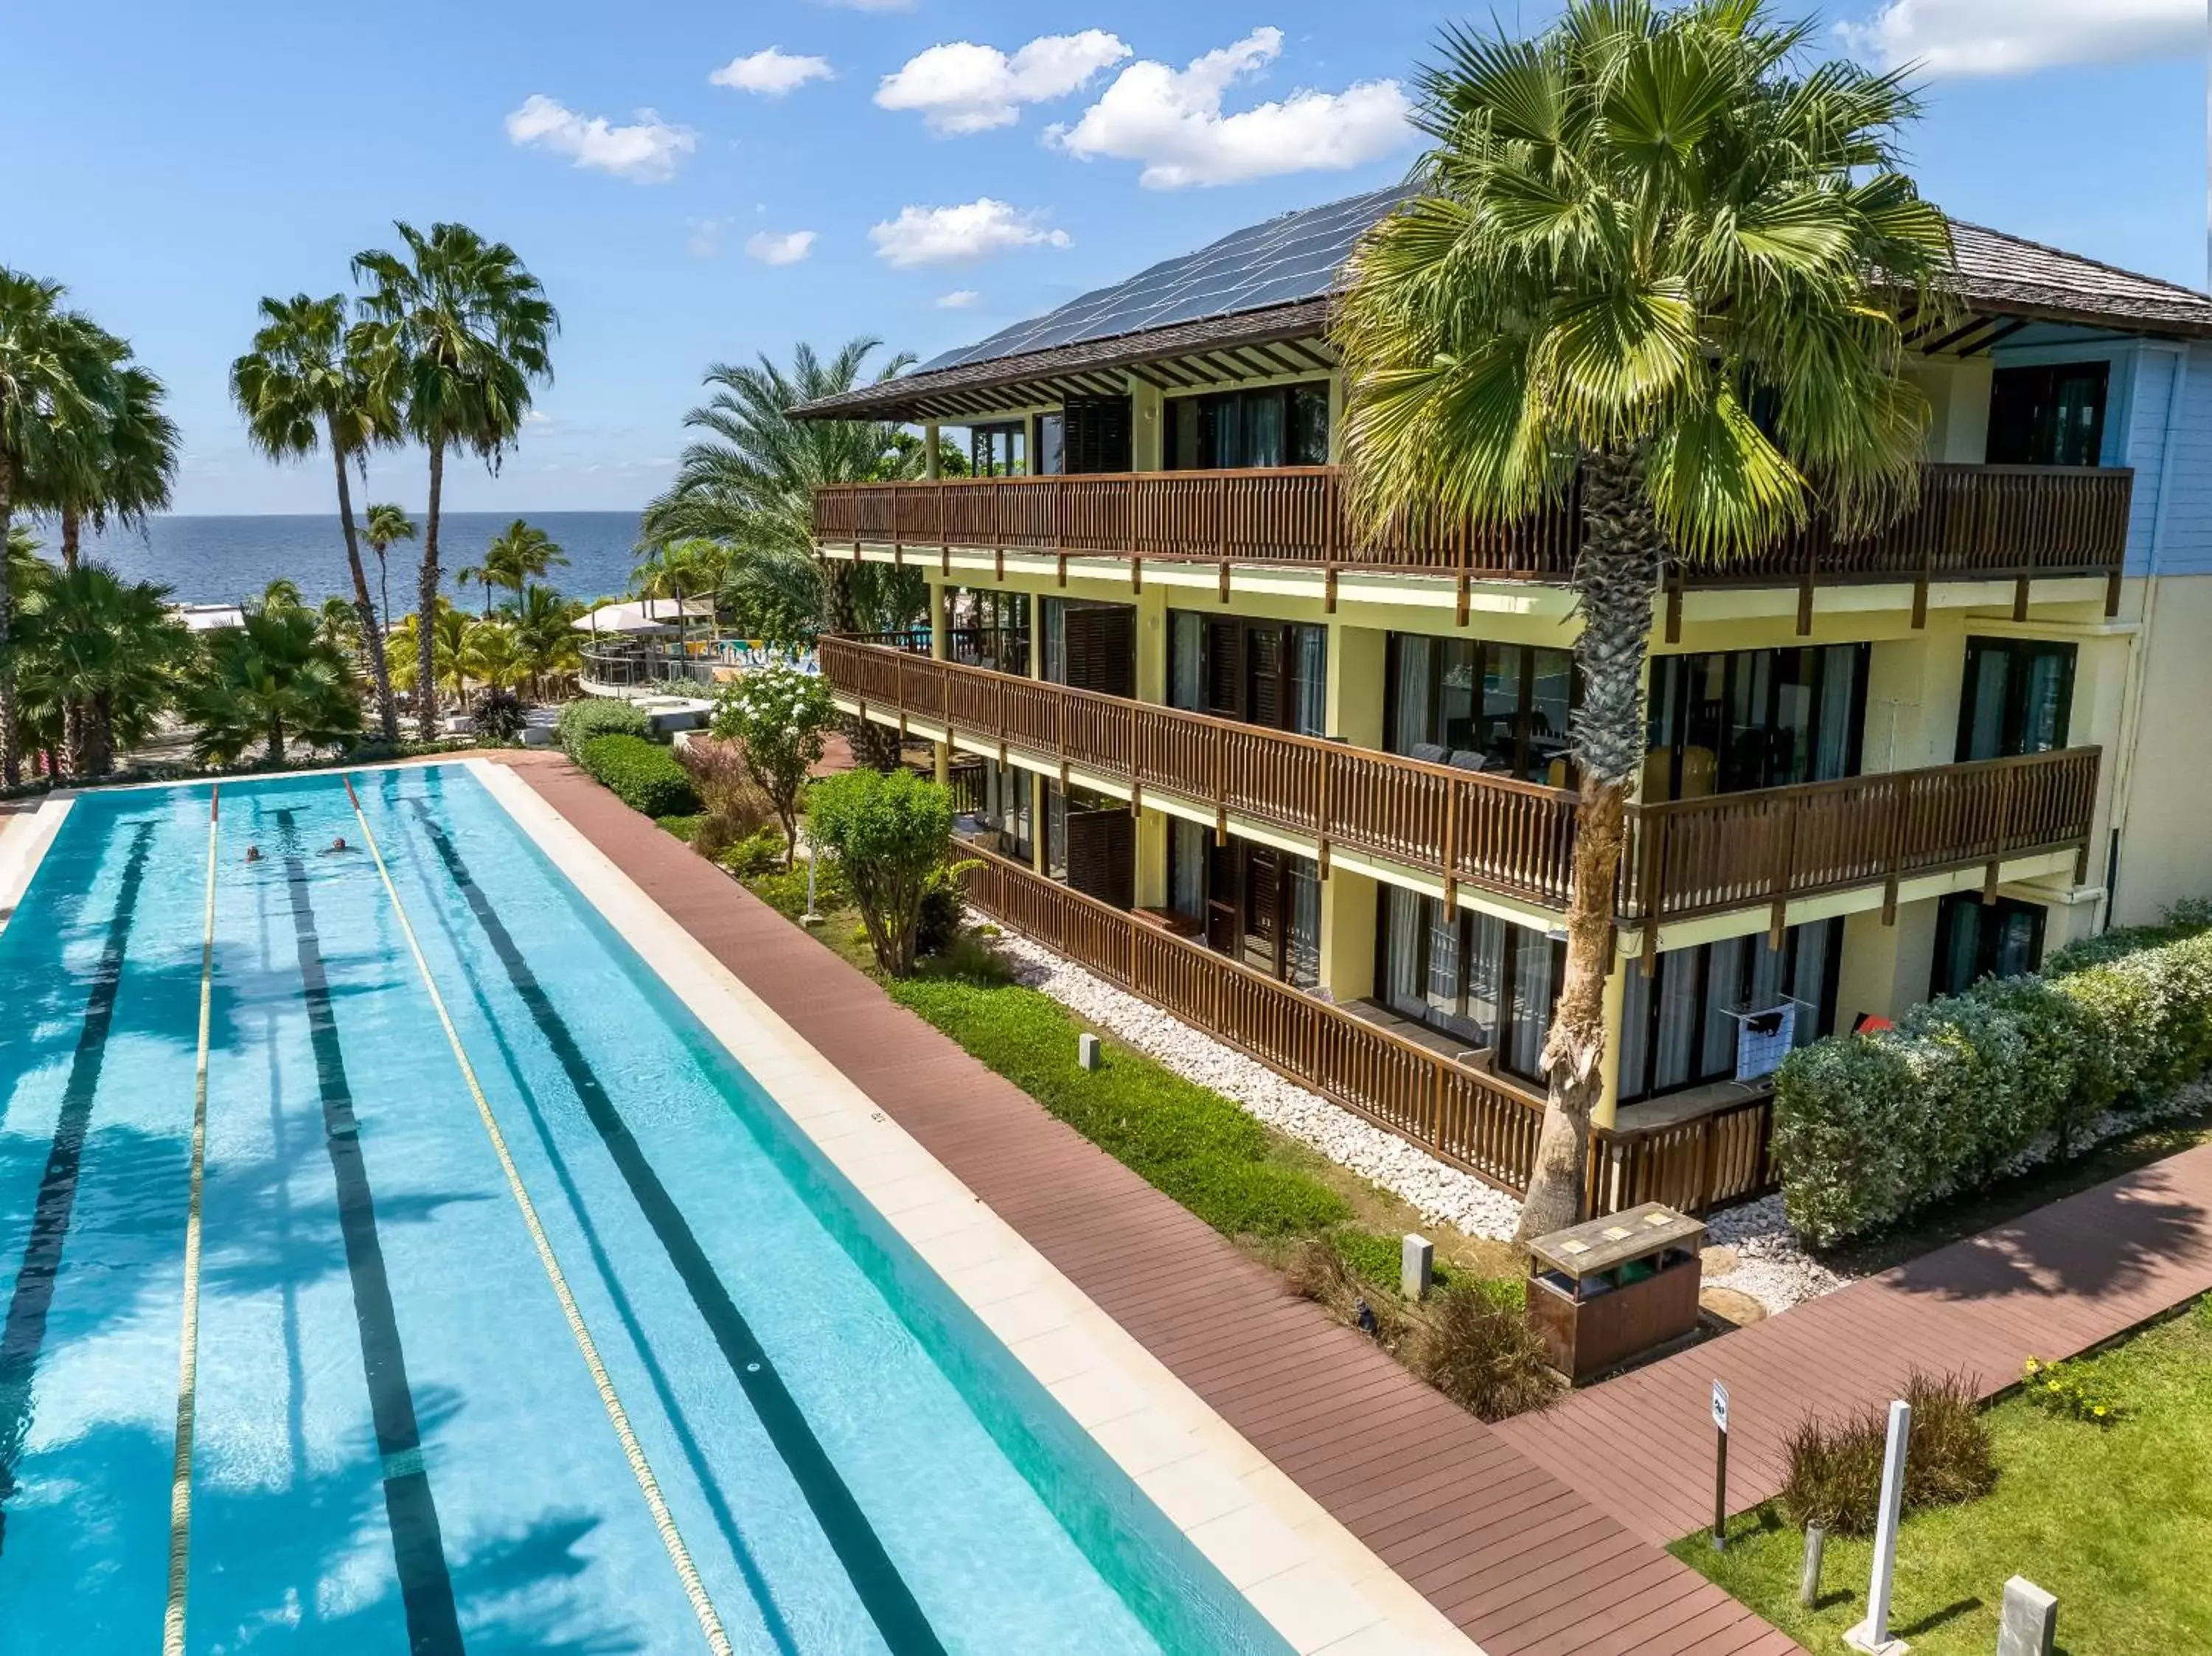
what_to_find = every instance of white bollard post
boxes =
[1845,1399,1913,1655]
[1400,1234,1433,1301]
[1077,1032,1102,1071]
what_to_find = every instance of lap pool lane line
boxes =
[339,776,738,1656]
[275,809,465,1654]
[0,821,155,1557]
[403,799,950,1656]
[162,785,220,1656]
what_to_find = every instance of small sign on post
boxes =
[1710,1380,1730,1551]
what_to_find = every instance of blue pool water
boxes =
[0,767,1290,1655]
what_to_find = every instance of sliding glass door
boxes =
[1616,921,1841,1102]
[1644,644,1867,800]
[1376,888,1560,1082]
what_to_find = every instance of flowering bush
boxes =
[1773,906,2212,1245]
[2022,1355,2118,1426]
[709,664,835,868]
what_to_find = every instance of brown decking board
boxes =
[1495,1141,2212,1548]
[495,753,1798,1656]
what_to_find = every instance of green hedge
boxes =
[556,697,650,758]
[1773,908,2212,1245]
[577,734,699,818]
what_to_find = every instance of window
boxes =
[1930,894,2045,1000]
[1062,397,1131,473]
[1956,637,2076,762]
[1988,361,2110,467]
[1617,922,1841,1102]
[1164,382,1330,470]
[1645,644,1867,799]
[1040,599,1135,697]
[1376,891,1559,1082]
[1384,633,1579,784]
[978,762,1032,860]
[1175,832,1322,988]
[969,421,1027,477]
[1168,613,1328,736]
[1037,412,1065,476]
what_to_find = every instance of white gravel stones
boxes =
[982,925,1528,1241]
[1703,1194,1854,1311]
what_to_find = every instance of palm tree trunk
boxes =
[267,715,286,768]
[1514,448,1665,1245]
[0,462,18,787]
[376,552,391,650]
[418,439,445,740]
[60,506,85,773]
[86,690,114,778]
[331,431,400,742]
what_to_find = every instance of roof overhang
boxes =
[787,299,1336,424]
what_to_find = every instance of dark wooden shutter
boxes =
[1246,626,1284,731]
[1204,620,1242,717]
[1063,397,1133,474]
[1062,604,1135,699]
[1065,808,1135,911]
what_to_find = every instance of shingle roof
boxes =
[792,192,2212,422]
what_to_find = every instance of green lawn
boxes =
[1677,1303,2212,1655]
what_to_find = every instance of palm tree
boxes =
[460,619,526,693]
[484,518,566,610]
[352,222,557,739]
[229,293,401,742]
[511,582,582,699]
[15,561,189,775]
[317,594,362,659]
[0,269,108,785]
[1335,0,1950,1239]
[363,502,415,639]
[184,605,364,766]
[641,340,928,764]
[258,575,305,612]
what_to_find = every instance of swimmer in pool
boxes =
[244,845,262,863]
[325,836,352,854]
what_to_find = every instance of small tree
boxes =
[709,661,834,868]
[805,768,951,978]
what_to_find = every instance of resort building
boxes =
[793,187,2212,1214]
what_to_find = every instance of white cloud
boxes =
[523,409,552,425]
[870,199,1071,268]
[1837,0,2200,74]
[687,217,728,257]
[877,31,1130,135]
[504,94,697,182]
[745,229,818,265]
[710,47,833,95]
[1051,27,1411,189]
[937,289,982,309]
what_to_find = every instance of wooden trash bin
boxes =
[1525,1203,1705,1384]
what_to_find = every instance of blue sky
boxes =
[5,0,2203,515]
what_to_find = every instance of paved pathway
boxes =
[1497,1145,2212,1546]
[495,753,1800,1656]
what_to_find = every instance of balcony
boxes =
[820,637,2101,929]
[814,462,2131,594]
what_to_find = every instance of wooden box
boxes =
[1525,1203,1705,1384]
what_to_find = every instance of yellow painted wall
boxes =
[2111,573,2212,923]
[1319,865,1379,1006]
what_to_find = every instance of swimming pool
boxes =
[0,766,1294,1655]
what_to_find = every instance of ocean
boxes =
[66,512,647,611]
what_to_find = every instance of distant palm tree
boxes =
[15,561,189,775]
[511,582,582,699]
[352,222,557,738]
[0,268,108,784]
[1335,0,1950,1237]
[184,605,364,765]
[317,594,362,658]
[363,502,415,641]
[259,575,305,612]
[461,619,526,692]
[459,521,564,619]
[229,293,401,741]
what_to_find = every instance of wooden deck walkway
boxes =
[495,754,1799,1656]
[1497,1144,2212,1546]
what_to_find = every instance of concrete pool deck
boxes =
[490,751,1802,1656]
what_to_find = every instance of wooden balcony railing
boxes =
[822,637,2102,925]
[960,841,1774,1216]
[815,462,2131,588]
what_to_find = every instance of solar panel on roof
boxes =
[919,184,1414,374]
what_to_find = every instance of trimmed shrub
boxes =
[1781,1372,1993,1537]
[577,734,699,818]
[556,696,650,758]
[1773,906,2212,1244]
